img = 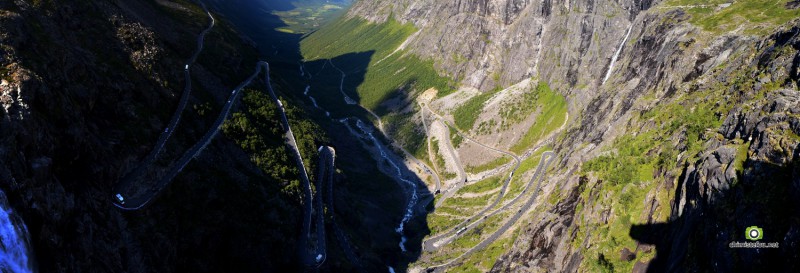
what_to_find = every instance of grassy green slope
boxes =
[453,90,497,131]
[509,82,567,153]
[662,0,800,34]
[300,17,454,111]
[451,81,566,154]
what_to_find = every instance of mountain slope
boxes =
[0,0,322,271]
[308,0,800,271]
[2,0,799,272]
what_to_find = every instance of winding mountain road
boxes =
[436,119,467,184]
[425,105,520,163]
[150,1,215,162]
[248,63,321,268]
[419,104,442,193]
[431,119,470,208]
[113,1,215,208]
[306,146,332,268]
[426,102,521,204]
[425,151,554,252]
[421,105,522,248]
[319,146,367,272]
[428,151,555,272]
[113,61,272,210]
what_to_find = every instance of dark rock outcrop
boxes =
[0,0,302,272]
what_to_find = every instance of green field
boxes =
[271,2,348,34]
[662,0,800,34]
[452,80,565,148]
[450,229,518,272]
[427,213,467,235]
[465,156,511,174]
[427,185,498,234]
[424,210,513,270]
[499,85,545,128]
[510,82,567,153]
[459,175,503,194]
[453,90,498,131]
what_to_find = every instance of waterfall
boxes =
[0,189,34,273]
[602,25,633,85]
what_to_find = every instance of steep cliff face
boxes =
[491,24,800,272]
[341,0,800,271]
[3,0,798,271]
[348,0,656,94]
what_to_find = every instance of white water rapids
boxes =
[353,120,419,252]
[304,86,320,108]
[0,189,34,273]
[327,60,357,105]
[300,60,419,256]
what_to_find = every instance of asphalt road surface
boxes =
[437,119,467,184]
[302,146,332,268]
[419,104,442,193]
[113,1,215,209]
[424,104,520,209]
[423,106,522,250]
[319,146,366,272]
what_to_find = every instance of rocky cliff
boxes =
[341,0,800,271]
[0,0,425,272]
[0,0,310,271]
[348,0,655,94]
[2,0,799,271]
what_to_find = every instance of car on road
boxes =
[456,227,467,235]
[316,254,323,263]
[185,64,188,70]
[115,194,125,204]
[277,100,283,108]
